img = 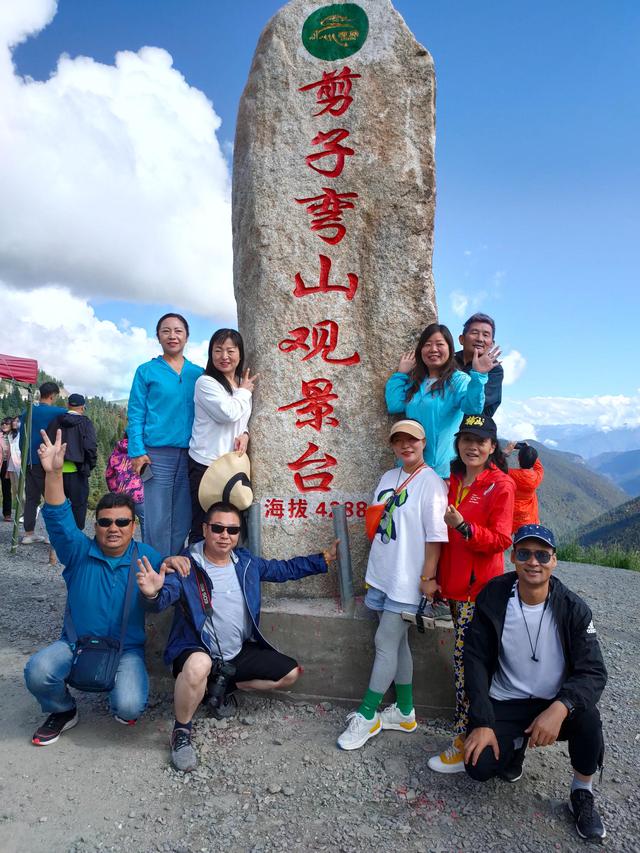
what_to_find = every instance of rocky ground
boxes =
[0,517,639,853]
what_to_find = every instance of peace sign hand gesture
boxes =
[472,345,501,374]
[38,429,66,473]
[136,556,167,599]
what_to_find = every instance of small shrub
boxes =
[557,542,640,572]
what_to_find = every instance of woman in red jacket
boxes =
[427,413,515,774]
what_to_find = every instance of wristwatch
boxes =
[558,697,575,719]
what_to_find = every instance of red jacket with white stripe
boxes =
[438,465,515,602]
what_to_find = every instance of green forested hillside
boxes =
[574,495,640,549]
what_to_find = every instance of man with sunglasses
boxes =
[137,501,338,772]
[24,429,189,746]
[462,524,608,841]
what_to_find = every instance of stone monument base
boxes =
[145,598,455,717]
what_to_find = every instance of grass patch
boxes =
[557,542,640,572]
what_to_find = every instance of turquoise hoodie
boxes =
[127,356,203,458]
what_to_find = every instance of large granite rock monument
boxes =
[233,0,437,596]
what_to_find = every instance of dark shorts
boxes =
[172,642,298,691]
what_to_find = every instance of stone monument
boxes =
[233,0,437,596]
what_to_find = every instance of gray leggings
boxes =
[368,610,413,694]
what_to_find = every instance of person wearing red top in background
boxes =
[504,441,544,532]
[428,413,515,775]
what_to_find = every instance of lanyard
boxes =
[517,585,549,662]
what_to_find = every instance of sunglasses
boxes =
[208,523,241,536]
[96,517,134,528]
[515,548,553,564]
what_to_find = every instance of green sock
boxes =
[358,688,383,720]
[394,683,414,715]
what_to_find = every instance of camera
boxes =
[207,659,237,710]
[514,442,527,450]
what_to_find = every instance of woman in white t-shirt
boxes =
[337,419,449,751]
[188,329,258,543]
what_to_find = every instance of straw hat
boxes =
[198,452,253,512]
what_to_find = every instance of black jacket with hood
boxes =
[464,572,607,730]
[47,412,98,475]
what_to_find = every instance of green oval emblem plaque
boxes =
[302,4,369,61]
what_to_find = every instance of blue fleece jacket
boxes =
[127,356,203,458]
[20,403,67,464]
[143,546,328,665]
[385,369,487,478]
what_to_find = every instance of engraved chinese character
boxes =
[287,442,337,493]
[264,498,285,519]
[306,129,354,178]
[293,254,358,301]
[278,378,339,431]
[295,187,358,245]
[298,66,361,117]
[278,320,360,366]
[288,498,308,519]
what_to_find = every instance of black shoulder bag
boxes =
[63,545,138,693]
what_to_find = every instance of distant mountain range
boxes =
[574,495,640,551]
[535,424,640,459]
[586,450,640,498]
[519,442,628,542]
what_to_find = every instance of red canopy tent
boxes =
[0,354,39,552]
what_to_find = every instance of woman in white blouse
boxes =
[188,329,258,543]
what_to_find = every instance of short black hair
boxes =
[39,381,60,399]
[518,445,539,469]
[462,312,496,337]
[95,492,136,520]
[155,312,190,338]
[204,501,242,524]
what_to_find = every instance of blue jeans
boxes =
[143,446,191,555]
[24,640,149,720]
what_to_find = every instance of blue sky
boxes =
[3,0,639,433]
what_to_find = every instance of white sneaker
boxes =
[337,711,381,751]
[21,534,46,545]
[427,735,466,774]
[380,702,417,732]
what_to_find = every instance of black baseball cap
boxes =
[68,393,86,407]
[513,524,556,550]
[456,413,498,441]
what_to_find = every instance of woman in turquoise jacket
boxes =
[385,323,500,478]
[128,313,203,555]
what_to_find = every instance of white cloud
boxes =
[450,291,469,317]
[496,393,640,438]
[0,282,209,399]
[0,0,234,319]
[501,349,526,386]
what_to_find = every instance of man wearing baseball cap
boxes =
[462,524,608,841]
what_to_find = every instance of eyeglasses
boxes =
[208,523,241,536]
[515,548,553,564]
[96,517,134,528]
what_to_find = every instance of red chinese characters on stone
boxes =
[293,254,358,301]
[278,320,360,366]
[278,379,339,431]
[306,129,354,178]
[288,498,308,519]
[264,498,284,519]
[288,442,337,493]
[298,66,361,117]
[295,187,358,245]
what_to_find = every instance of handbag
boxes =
[64,546,138,693]
[364,464,426,541]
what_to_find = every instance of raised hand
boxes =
[234,432,249,455]
[240,368,259,393]
[397,351,416,374]
[38,429,66,473]
[472,344,501,374]
[136,555,167,598]
[444,504,464,528]
[131,454,151,476]
[504,441,517,457]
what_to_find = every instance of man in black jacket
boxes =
[463,524,607,841]
[47,394,97,529]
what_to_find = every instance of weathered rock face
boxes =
[233,0,436,596]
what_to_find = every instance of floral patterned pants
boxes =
[450,598,476,737]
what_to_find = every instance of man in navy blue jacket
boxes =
[137,501,338,772]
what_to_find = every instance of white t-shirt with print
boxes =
[365,466,449,606]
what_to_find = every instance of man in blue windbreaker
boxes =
[137,501,338,772]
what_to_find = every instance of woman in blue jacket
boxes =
[128,313,204,555]
[385,323,500,478]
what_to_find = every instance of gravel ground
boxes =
[1,517,639,853]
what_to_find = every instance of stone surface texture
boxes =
[233,0,436,596]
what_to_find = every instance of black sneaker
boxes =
[170,728,197,772]
[209,692,238,720]
[32,708,78,746]
[500,744,527,783]
[569,788,606,840]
